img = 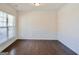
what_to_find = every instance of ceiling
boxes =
[8,3,66,12]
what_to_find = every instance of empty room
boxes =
[0,3,79,55]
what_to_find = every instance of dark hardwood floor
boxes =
[2,40,77,55]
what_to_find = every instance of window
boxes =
[0,11,16,44]
[8,14,15,39]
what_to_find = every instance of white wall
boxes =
[58,4,79,54]
[0,4,17,52]
[18,11,57,40]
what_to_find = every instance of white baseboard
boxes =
[18,38,57,40]
[59,40,78,55]
[0,38,17,52]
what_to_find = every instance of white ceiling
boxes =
[8,3,66,12]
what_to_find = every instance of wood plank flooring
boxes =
[2,40,77,55]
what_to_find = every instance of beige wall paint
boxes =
[58,4,79,54]
[18,11,57,39]
[0,4,17,52]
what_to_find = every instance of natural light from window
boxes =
[0,11,16,44]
